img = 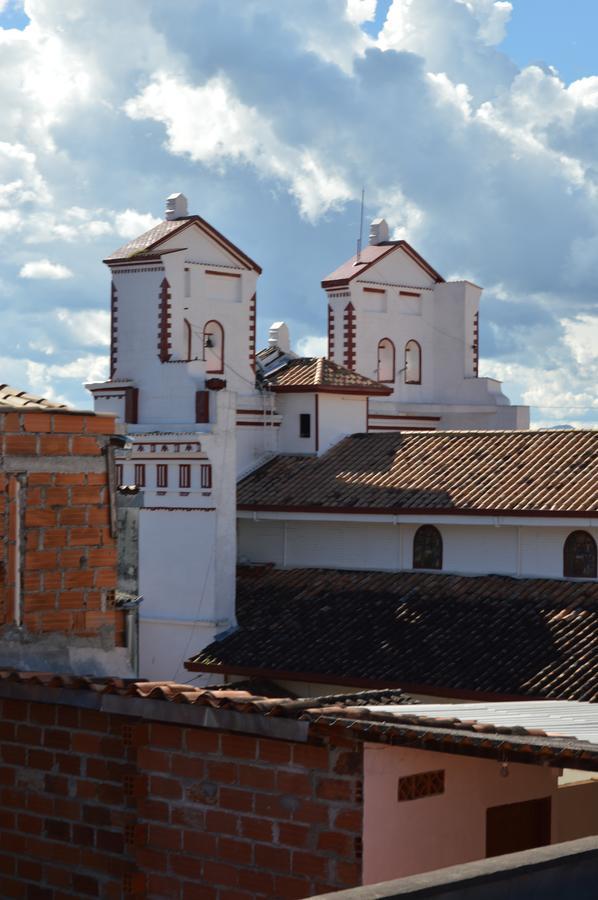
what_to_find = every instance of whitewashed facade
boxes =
[89,193,536,679]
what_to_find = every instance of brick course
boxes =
[0,695,364,899]
[0,409,124,643]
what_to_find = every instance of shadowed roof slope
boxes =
[260,357,392,395]
[238,430,598,515]
[187,568,598,702]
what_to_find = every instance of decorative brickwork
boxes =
[0,693,364,899]
[0,410,122,642]
[343,302,356,371]
[327,305,334,361]
[158,278,172,363]
[110,281,118,378]
[249,292,257,373]
[473,311,479,377]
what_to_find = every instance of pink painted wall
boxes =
[363,743,558,885]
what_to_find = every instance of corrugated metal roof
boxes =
[238,430,598,514]
[361,701,598,745]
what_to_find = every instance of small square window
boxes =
[299,414,311,439]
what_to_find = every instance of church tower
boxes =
[322,219,529,430]
[88,194,262,680]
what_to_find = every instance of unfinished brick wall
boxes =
[0,410,123,643]
[0,693,363,899]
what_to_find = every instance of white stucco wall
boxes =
[276,393,317,454]
[238,517,598,580]
[363,743,558,884]
[317,394,368,454]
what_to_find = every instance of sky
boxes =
[0,0,597,427]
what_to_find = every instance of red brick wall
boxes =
[0,410,123,643]
[0,695,363,899]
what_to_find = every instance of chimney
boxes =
[369,218,389,245]
[268,322,290,353]
[165,193,189,221]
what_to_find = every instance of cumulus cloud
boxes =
[296,335,328,357]
[55,308,110,346]
[19,259,73,279]
[124,72,352,222]
[0,0,596,424]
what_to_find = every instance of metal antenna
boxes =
[356,187,365,263]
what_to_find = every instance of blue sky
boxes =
[0,0,597,426]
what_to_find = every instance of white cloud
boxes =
[125,72,352,222]
[345,0,377,25]
[296,335,328,357]
[114,209,161,238]
[19,258,73,279]
[55,307,110,346]
[456,0,512,45]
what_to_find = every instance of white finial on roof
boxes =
[268,322,290,352]
[369,218,389,245]
[165,193,188,220]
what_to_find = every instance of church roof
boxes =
[321,240,444,289]
[187,567,598,702]
[238,429,598,516]
[260,357,392,395]
[104,215,262,273]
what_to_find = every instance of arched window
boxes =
[413,525,442,570]
[405,340,421,384]
[203,320,224,374]
[563,531,597,578]
[377,338,395,383]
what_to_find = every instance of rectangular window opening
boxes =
[200,464,212,489]
[299,413,311,439]
[156,464,168,489]
[179,464,191,489]
[134,464,145,488]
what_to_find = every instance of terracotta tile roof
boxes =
[238,430,598,515]
[0,670,412,714]
[260,357,392,395]
[321,240,444,288]
[0,384,67,410]
[188,567,598,702]
[104,216,261,272]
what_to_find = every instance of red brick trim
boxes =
[327,305,334,360]
[369,413,441,422]
[124,388,139,425]
[206,269,241,278]
[249,293,256,373]
[110,281,118,378]
[158,278,172,363]
[343,302,356,371]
